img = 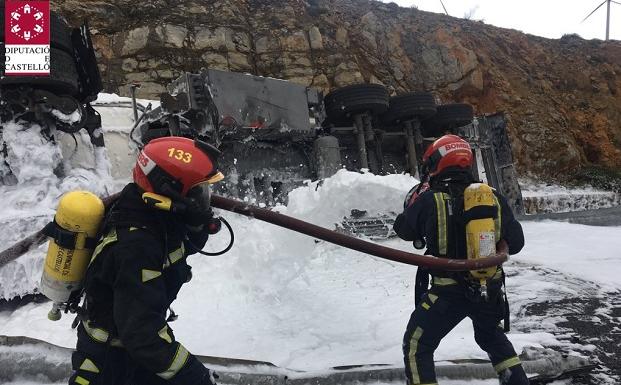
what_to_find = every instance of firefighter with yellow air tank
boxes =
[393,134,529,385]
[42,136,225,385]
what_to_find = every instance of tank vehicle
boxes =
[135,69,524,220]
[0,9,522,231]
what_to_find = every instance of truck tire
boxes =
[434,103,474,128]
[324,84,389,125]
[0,9,74,54]
[0,47,79,96]
[421,103,474,137]
[383,92,436,124]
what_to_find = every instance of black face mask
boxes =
[181,183,212,226]
[187,183,211,208]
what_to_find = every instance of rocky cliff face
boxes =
[53,0,621,178]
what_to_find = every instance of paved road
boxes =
[512,262,621,384]
[518,206,621,227]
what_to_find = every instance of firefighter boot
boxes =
[498,364,529,385]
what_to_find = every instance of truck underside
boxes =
[132,70,524,217]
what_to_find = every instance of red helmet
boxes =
[422,134,473,176]
[133,137,224,197]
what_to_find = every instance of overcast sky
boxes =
[384,0,621,41]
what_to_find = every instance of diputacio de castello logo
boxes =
[4,0,51,76]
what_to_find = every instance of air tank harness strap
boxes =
[43,220,98,250]
[463,204,498,223]
[464,196,502,243]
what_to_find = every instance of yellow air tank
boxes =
[464,183,498,298]
[40,191,104,320]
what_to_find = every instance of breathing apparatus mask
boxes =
[134,137,233,255]
[141,182,233,256]
[177,182,222,235]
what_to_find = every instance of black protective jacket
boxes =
[79,183,211,384]
[396,188,524,258]
[394,172,524,259]
[394,174,524,280]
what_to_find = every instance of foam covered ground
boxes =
[1,95,620,384]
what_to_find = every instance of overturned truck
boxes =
[0,10,523,215]
[0,11,103,184]
[136,69,524,215]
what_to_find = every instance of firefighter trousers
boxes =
[402,286,529,385]
[68,323,171,385]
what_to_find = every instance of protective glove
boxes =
[185,209,221,234]
[393,213,415,241]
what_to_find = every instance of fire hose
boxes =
[0,193,507,271]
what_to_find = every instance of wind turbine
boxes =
[439,0,449,15]
[582,0,621,40]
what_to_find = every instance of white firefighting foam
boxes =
[0,94,620,384]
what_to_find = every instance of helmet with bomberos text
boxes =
[133,136,224,197]
[422,134,473,177]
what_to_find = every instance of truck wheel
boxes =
[0,47,79,96]
[324,84,389,125]
[421,103,474,137]
[383,92,436,124]
[433,103,474,128]
[0,9,74,54]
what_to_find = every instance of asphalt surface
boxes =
[519,263,621,385]
[518,206,621,227]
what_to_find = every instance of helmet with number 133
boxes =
[133,137,224,197]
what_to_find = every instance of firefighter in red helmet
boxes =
[393,135,529,385]
[69,137,224,385]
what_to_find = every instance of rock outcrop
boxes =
[53,0,621,177]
